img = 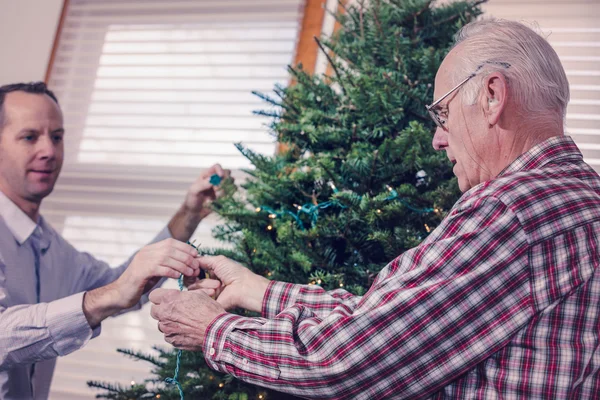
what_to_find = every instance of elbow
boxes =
[0,347,15,371]
[276,358,361,400]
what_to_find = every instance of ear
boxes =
[480,72,508,126]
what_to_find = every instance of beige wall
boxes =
[0,0,63,85]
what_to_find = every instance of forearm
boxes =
[0,293,93,369]
[83,281,125,328]
[262,281,361,319]
[203,309,364,399]
[167,204,203,242]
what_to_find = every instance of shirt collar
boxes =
[0,190,44,246]
[498,135,583,177]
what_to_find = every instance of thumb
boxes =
[149,288,172,304]
[196,255,223,275]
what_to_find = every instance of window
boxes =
[45,0,304,261]
[45,1,304,397]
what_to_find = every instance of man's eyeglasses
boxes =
[425,61,511,129]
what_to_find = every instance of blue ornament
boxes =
[209,174,222,186]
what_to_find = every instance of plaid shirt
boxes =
[203,136,600,399]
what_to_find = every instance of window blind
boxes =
[44,0,303,258]
[45,1,304,398]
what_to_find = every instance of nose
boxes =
[432,126,448,151]
[37,134,57,160]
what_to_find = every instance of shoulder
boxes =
[458,165,600,243]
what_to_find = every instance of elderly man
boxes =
[150,19,600,399]
[0,82,231,399]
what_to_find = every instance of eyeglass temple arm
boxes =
[426,74,475,110]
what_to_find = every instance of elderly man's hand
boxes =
[187,255,270,313]
[149,288,226,351]
[184,163,232,218]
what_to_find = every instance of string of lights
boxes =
[256,183,437,231]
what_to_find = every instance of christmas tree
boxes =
[88,0,483,398]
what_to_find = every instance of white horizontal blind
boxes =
[482,0,600,171]
[45,1,304,398]
[44,0,303,255]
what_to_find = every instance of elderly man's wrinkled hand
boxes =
[188,255,271,313]
[149,288,226,351]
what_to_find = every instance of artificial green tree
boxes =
[88,0,483,398]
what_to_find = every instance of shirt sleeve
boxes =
[0,226,173,370]
[0,263,93,369]
[203,197,535,399]
[262,281,363,319]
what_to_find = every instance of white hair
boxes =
[452,18,570,124]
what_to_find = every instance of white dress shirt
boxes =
[0,191,171,399]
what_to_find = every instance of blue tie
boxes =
[29,228,43,303]
[29,226,51,304]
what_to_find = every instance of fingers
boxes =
[206,163,226,178]
[196,255,221,274]
[162,239,200,259]
[165,250,199,276]
[187,278,222,291]
[189,178,216,197]
[149,288,172,305]
[203,164,232,186]
[159,240,200,276]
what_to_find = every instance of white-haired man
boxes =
[150,19,600,399]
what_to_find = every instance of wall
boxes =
[0,0,63,85]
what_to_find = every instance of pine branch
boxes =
[117,348,166,368]
[314,37,348,96]
[370,1,384,38]
[358,0,365,39]
[368,149,380,193]
[87,381,123,393]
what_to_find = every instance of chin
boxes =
[28,185,56,201]
[457,179,470,193]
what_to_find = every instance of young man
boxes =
[0,82,230,399]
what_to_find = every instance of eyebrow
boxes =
[18,128,65,135]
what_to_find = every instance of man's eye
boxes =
[53,135,63,143]
[23,135,35,141]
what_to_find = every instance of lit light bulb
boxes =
[424,224,431,233]
[268,213,277,219]
[267,225,273,231]
[255,207,261,212]
[219,382,224,388]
